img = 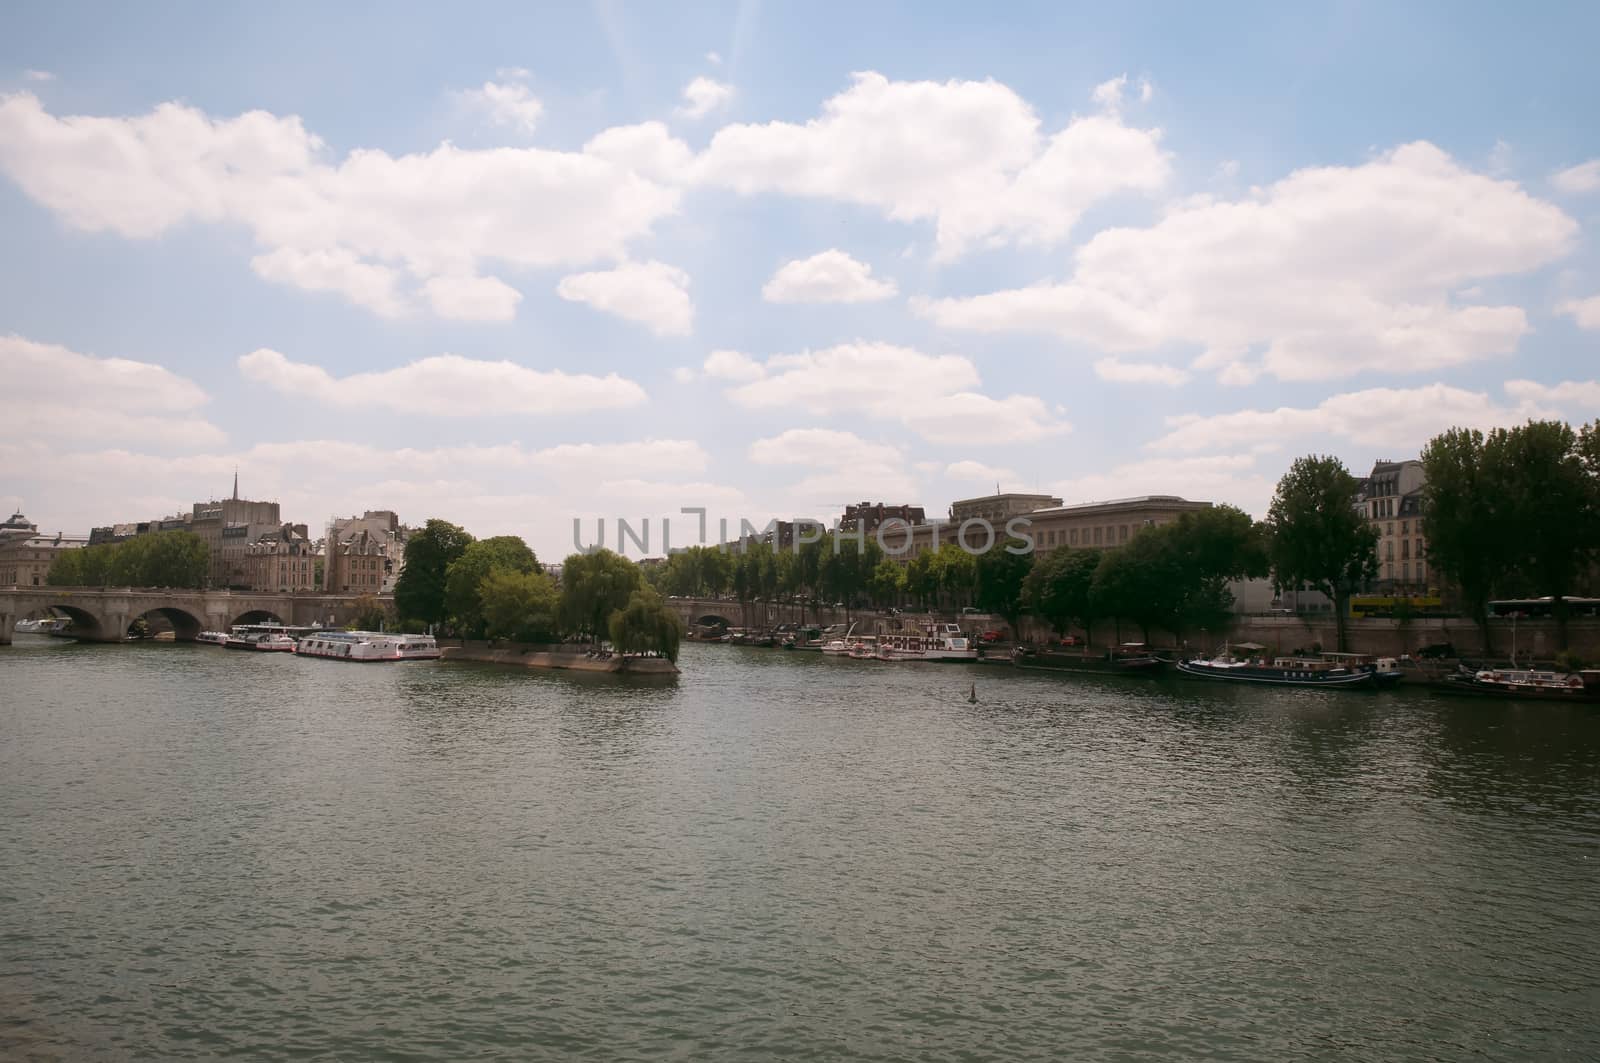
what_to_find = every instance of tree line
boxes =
[47,530,209,589]
[392,519,685,661]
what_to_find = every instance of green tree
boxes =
[905,551,938,610]
[46,531,207,589]
[1422,427,1504,651]
[444,536,540,637]
[1092,531,1184,643]
[934,542,976,611]
[608,586,686,662]
[558,548,643,643]
[348,594,389,631]
[975,538,1033,634]
[1025,547,1100,641]
[480,567,560,642]
[869,557,906,608]
[1266,455,1378,651]
[394,519,474,628]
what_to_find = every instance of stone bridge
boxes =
[0,587,386,645]
[666,597,883,631]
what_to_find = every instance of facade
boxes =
[840,502,927,532]
[89,513,193,546]
[0,511,88,587]
[324,511,409,594]
[241,524,319,593]
[1358,459,1430,593]
[891,493,1211,560]
[190,476,284,588]
[948,492,1062,526]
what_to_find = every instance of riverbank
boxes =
[440,639,679,674]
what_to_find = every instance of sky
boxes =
[2,1,1598,561]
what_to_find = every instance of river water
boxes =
[1,636,1597,1061]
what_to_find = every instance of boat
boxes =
[1320,652,1404,686]
[1013,641,1166,676]
[873,623,978,663]
[14,617,60,635]
[295,631,440,662]
[847,640,878,660]
[250,634,297,652]
[1428,666,1599,702]
[194,631,230,646]
[820,639,853,655]
[1176,644,1388,687]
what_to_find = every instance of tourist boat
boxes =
[1320,652,1405,685]
[820,639,853,655]
[1176,644,1390,687]
[873,623,978,663]
[194,630,230,646]
[250,634,297,652]
[14,617,59,635]
[847,640,878,660]
[1013,642,1167,676]
[295,631,440,662]
[1430,666,1599,702]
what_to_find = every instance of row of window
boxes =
[1041,523,1139,548]
[1383,561,1427,582]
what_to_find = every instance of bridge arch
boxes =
[46,603,105,640]
[230,608,285,628]
[130,606,203,641]
[694,614,733,629]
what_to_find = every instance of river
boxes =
[2,636,1597,1061]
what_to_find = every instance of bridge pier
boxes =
[0,610,12,645]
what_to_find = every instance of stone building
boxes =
[242,524,320,593]
[839,502,927,533]
[324,510,409,593]
[0,511,88,587]
[891,492,1210,559]
[948,492,1062,526]
[1358,459,1430,593]
[190,474,284,588]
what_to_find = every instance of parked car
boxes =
[980,630,1006,643]
[961,606,982,615]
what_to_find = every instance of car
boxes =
[980,630,1005,643]
[1058,636,1079,647]
[961,606,982,615]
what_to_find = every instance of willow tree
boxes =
[1266,455,1377,651]
[608,586,685,662]
[558,548,642,644]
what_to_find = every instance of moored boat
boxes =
[14,617,61,635]
[194,630,230,646]
[874,623,977,663]
[295,631,440,661]
[1427,666,1598,702]
[251,634,297,652]
[1176,646,1385,687]
[1013,642,1166,676]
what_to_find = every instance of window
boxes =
[1385,541,1393,560]
[1401,520,1408,535]
[1386,523,1394,537]
[1119,525,1128,543]
[1418,562,1426,581]
[1070,529,1078,545]
[1093,527,1102,545]
[1402,562,1410,581]
[1402,540,1410,560]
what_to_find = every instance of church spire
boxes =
[232,467,239,501]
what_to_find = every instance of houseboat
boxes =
[1012,642,1167,676]
[1176,645,1390,688]
[1430,666,1599,702]
[295,630,440,662]
[874,623,978,663]
[194,630,230,646]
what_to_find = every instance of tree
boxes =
[480,567,559,642]
[1422,427,1504,651]
[975,539,1033,634]
[394,519,474,628]
[933,543,976,612]
[608,586,686,662]
[444,536,540,637]
[905,551,938,610]
[1025,547,1100,641]
[348,594,389,631]
[1488,421,1598,649]
[47,531,207,589]
[558,548,642,643]
[869,558,906,609]
[1266,455,1378,651]
[1092,531,1183,643]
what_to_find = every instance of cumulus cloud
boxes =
[719,341,1070,444]
[676,76,733,119]
[556,260,693,336]
[237,348,647,416]
[459,78,544,133]
[917,142,1577,381]
[748,428,904,468]
[695,71,1170,260]
[761,249,897,303]
[1552,159,1600,194]
[1558,293,1600,330]
[1093,356,1189,387]
[946,460,1020,484]
[23,70,54,82]
[0,92,686,319]
[701,349,765,381]
[1149,380,1600,454]
[1053,454,1278,519]
[0,333,224,447]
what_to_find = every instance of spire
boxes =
[232,467,239,501]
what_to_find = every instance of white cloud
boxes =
[1552,159,1600,194]
[917,142,1577,381]
[556,260,693,336]
[748,428,903,468]
[250,247,407,316]
[237,348,647,416]
[1090,74,1149,112]
[671,366,696,383]
[0,333,223,446]
[705,52,722,66]
[761,249,897,303]
[695,71,1170,260]
[676,76,733,119]
[1149,380,1600,455]
[1093,356,1189,386]
[1558,293,1600,330]
[701,349,766,381]
[1053,454,1277,519]
[582,121,694,183]
[721,341,1069,444]
[946,460,1019,483]
[0,92,686,319]
[421,274,524,321]
[459,79,544,133]
[23,70,54,82]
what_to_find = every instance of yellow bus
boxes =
[1349,595,1443,618]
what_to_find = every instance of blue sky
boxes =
[2,1,1598,560]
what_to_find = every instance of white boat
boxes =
[874,623,978,662]
[195,631,230,645]
[295,631,440,662]
[820,639,853,655]
[847,641,878,660]
[14,617,56,634]
[251,634,297,652]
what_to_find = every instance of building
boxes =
[324,510,409,593]
[242,524,320,593]
[839,502,927,533]
[948,492,1062,526]
[891,493,1210,560]
[1358,459,1430,593]
[0,511,88,587]
[89,512,192,546]
[190,474,284,587]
